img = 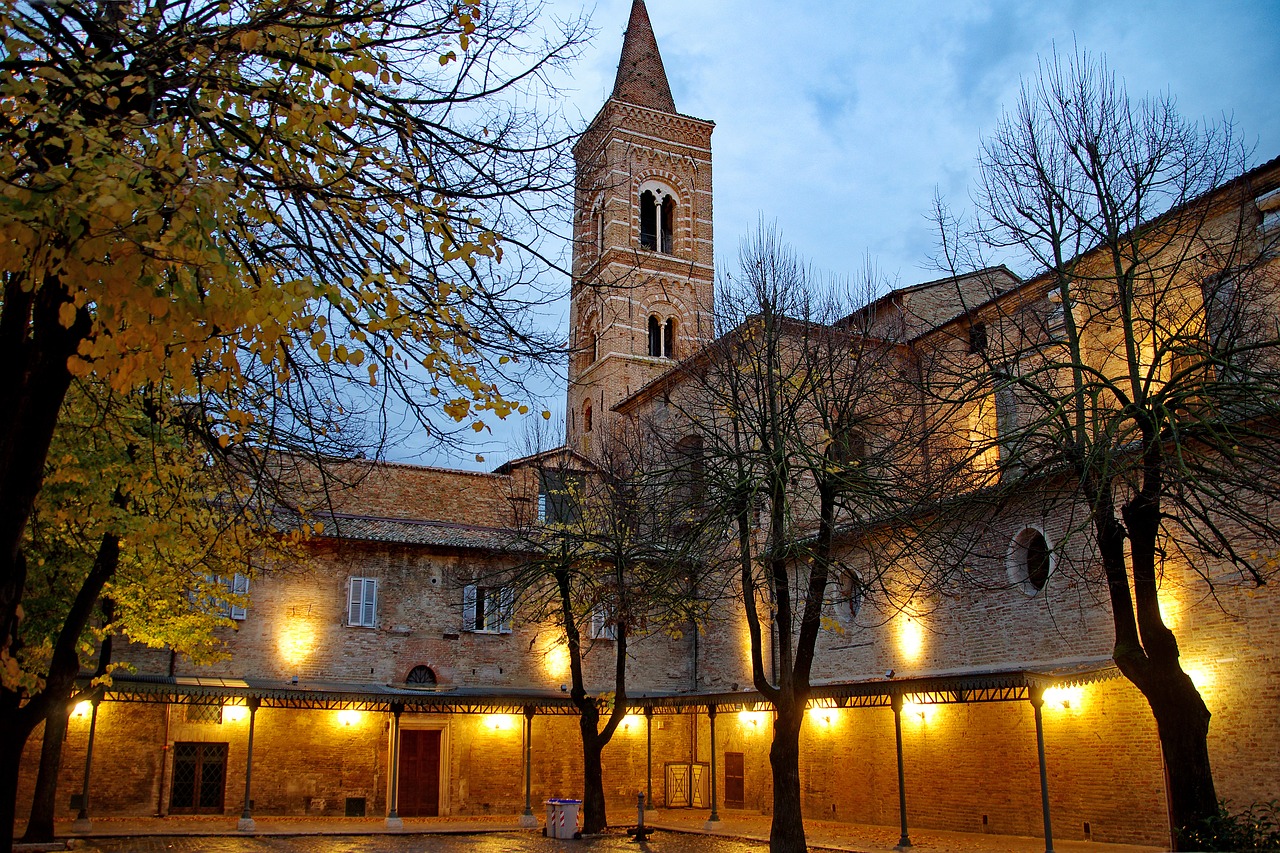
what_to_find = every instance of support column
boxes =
[237,699,261,832]
[891,695,912,849]
[519,706,538,827]
[644,706,654,808]
[386,704,404,830]
[704,704,721,830]
[1030,688,1055,853]
[72,696,102,833]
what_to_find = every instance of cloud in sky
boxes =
[405,0,1280,468]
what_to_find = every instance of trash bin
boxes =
[544,799,561,836]
[556,799,582,839]
[543,798,582,839]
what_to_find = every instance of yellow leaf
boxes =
[58,302,77,328]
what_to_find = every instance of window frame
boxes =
[347,577,378,628]
[463,584,514,634]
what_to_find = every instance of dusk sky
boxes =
[411,0,1280,468]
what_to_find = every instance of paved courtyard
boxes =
[75,831,766,853]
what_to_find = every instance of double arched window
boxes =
[647,315,676,358]
[639,185,676,254]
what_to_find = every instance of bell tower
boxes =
[566,0,714,453]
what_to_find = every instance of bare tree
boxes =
[932,47,1280,843]
[502,420,701,833]
[663,227,909,853]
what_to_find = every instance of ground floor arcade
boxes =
[16,663,1171,849]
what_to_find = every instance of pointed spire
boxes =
[611,0,677,113]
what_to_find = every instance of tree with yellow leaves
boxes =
[0,0,586,842]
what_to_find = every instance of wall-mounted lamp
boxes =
[337,710,362,727]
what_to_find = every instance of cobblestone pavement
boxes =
[79,831,768,853]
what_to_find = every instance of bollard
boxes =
[630,790,653,841]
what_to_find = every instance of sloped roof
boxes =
[316,511,522,552]
[611,0,676,113]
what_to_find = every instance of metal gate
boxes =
[664,761,709,808]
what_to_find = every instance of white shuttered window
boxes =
[347,577,377,627]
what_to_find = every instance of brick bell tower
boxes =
[566,0,714,453]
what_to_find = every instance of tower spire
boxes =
[611,0,676,113]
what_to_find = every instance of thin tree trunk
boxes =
[19,702,69,843]
[579,721,606,835]
[0,707,42,851]
[769,704,806,853]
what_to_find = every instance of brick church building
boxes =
[18,1,1280,848]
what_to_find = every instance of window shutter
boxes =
[591,608,605,639]
[362,578,377,627]
[462,585,477,632]
[229,573,249,621]
[499,587,514,634]
[348,578,362,626]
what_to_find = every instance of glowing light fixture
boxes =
[737,710,767,730]
[901,700,935,724]
[806,706,835,727]
[72,701,92,719]
[484,714,517,732]
[337,710,362,727]
[222,704,249,723]
[1042,685,1084,711]
[621,714,643,732]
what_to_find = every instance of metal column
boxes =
[891,694,912,849]
[1030,688,1055,853]
[386,704,404,829]
[704,704,721,828]
[237,699,261,832]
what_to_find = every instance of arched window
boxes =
[583,402,593,434]
[640,190,658,251]
[664,318,675,358]
[660,196,675,253]
[648,315,662,357]
[405,665,437,686]
[675,434,705,509]
[639,186,676,255]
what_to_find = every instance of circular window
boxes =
[1008,527,1053,596]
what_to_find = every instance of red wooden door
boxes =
[398,729,441,816]
[724,751,745,809]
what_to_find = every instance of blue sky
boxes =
[404,0,1280,469]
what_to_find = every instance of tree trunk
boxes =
[769,704,806,853]
[1143,667,1217,848]
[20,703,69,843]
[0,706,41,852]
[579,720,606,835]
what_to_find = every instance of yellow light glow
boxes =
[71,701,92,719]
[897,616,924,664]
[278,621,317,667]
[901,700,936,724]
[1042,685,1085,711]
[1184,667,1212,692]
[1158,595,1182,631]
[620,714,643,732]
[336,710,363,727]
[222,704,249,723]
[484,714,517,732]
[806,706,835,728]
[542,641,570,681]
[737,710,768,730]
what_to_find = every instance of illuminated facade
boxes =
[18,1,1280,847]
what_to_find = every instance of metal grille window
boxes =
[184,703,223,724]
[347,577,378,627]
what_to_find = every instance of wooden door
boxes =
[724,751,745,809]
[398,729,442,817]
[170,742,228,814]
